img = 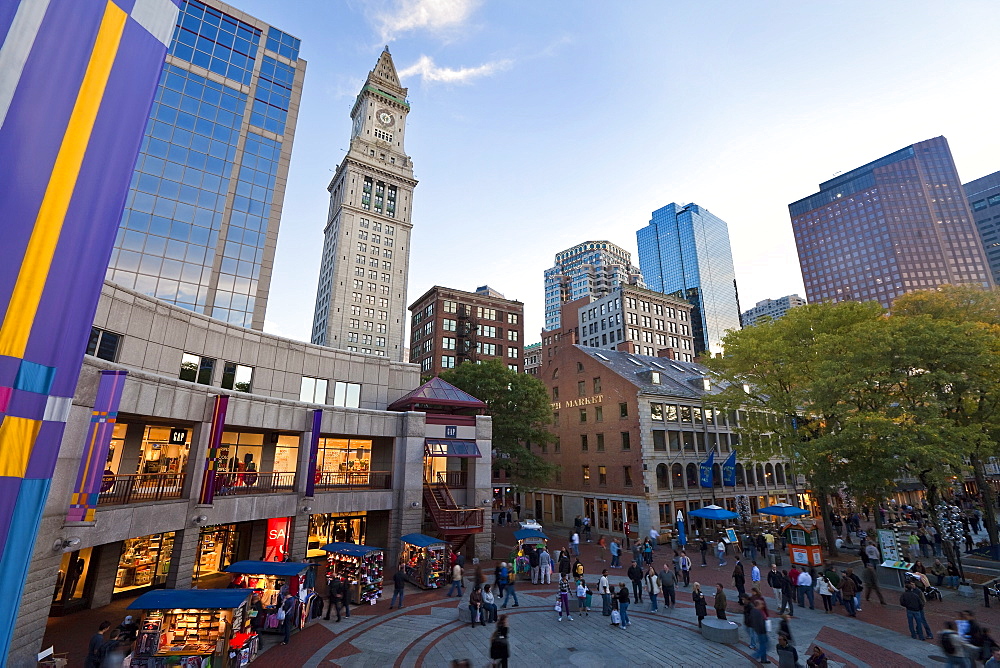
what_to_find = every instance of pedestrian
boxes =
[644,566,661,612]
[649,527,660,547]
[558,550,571,580]
[776,633,799,668]
[631,538,642,565]
[327,577,350,621]
[779,613,793,643]
[500,563,519,608]
[597,535,607,563]
[495,560,507,598]
[556,574,574,621]
[714,583,727,620]
[469,585,486,628]
[692,582,708,628]
[583,515,592,541]
[680,551,692,586]
[116,615,138,642]
[716,540,727,567]
[539,546,552,584]
[817,573,834,612]
[862,564,885,605]
[643,538,654,566]
[733,561,747,598]
[699,538,709,566]
[839,570,858,617]
[448,562,464,597]
[767,563,783,609]
[628,560,644,603]
[609,539,621,568]
[899,582,925,639]
[490,622,510,668]
[751,560,761,590]
[482,584,498,622]
[599,569,612,615]
[986,646,1000,668]
[961,609,989,663]
[659,563,677,608]
[96,629,126,668]
[798,568,815,610]
[279,593,296,645]
[846,567,863,612]
[779,570,795,616]
[528,544,540,584]
[571,532,580,556]
[389,567,406,609]
[85,621,111,668]
[617,583,631,629]
[941,620,972,668]
[807,646,829,668]
[576,578,590,616]
[749,599,770,664]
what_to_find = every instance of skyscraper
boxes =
[311,49,416,360]
[543,241,644,331]
[106,0,305,330]
[636,203,741,356]
[741,294,807,327]
[964,170,1000,286]
[790,136,993,309]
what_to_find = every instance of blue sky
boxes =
[238,0,1000,344]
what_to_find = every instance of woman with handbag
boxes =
[556,574,573,621]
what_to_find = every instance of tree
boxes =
[439,359,556,490]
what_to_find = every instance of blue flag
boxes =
[722,450,737,486]
[699,449,715,488]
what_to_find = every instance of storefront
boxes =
[195,524,245,581]
[316,437,371,484]
[322,543,384,605]
[218,431,299,477]
[127,588,259,667]
[306,513,367,559]
[223,561,317,634]
[135,426,192,475]
[114,532,175,596]
[399,534,448,589]
[50,548,96,615]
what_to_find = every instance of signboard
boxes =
[265,518,290,562]
[445,426,457,438]
[725,528,738,544]
[169,428,187,445]
[877,528,901,563]
[790,546,810,565]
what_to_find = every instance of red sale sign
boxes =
[265,517,290,562]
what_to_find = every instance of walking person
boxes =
[469,585,486,628]
[628,560,644,604]
[716,540,727,567]
[500,564,519,608]
[680,551,692,586]
[576,578,590,616]
[617,583,631,629]
[279,593,296,645]
[817,573,834,612]
[389,568,406,609]
[940,620,972,668]
[599,569,612,616]
[327,577,350,622]
[556,574,574,621]
[645,566,661,612]
[659,563,677,608]
[692,582,708,628]
[489,617,510,668]
[571,531,580,557]
[539,545,553,585]
[846,568,863,612]
[528,544,540,585]
[85,621,111,668]
[610,539,621,568]
[714,583,728,620]
[776,633,799,668]
[862,564,885,605]
[741,594,758,650]
[700,538,709,567]
[798,568,815,610]
[899,582,926,639]
[733,561,747,598]
[448,562,464,597]
[839,569,858,617]
[597,535,607,563]
[749,599,770,664]
[767,563,783,609]
[558,550,571,581]
[779,570,795,616]
[751,560,761,592]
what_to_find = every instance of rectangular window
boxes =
[579,408,587,423]
[598,465,607,486]
[509,313,519,324]
[651,403,663,421]
[652,430,666,451]
[577,380,586,396]
[441,355,456,369]
[581,434,588,452]
[665,404,678,421]
[332,381,361,408]
[442,337,456,350]
[594,406,603,422]
[443,319,456,331]
[582,465,591,484]
[593,377,601,393]
[680,405,692,422]
[86,327,122,362]
[619,402,628,418]
[552,386,559,400]
[508,330,519,341]
[508,347,518,358]
[180,353,215,385]
[299,376,328,403]
[621,431,631,450]
[623,466,633,487]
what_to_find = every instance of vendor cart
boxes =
[399,534,449,589]
[223,561,318,634]
[322,543,385,605]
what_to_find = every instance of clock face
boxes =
[376,110,394,127]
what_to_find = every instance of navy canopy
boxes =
[128,588,254,610]
[759,503,811,517]
[513,529,547,542]
[424,439,481,457]
[688,505,739,521]
[224,561,313,577]
[322,542,383,556]
[400,533,446,548]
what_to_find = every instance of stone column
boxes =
[388,411,425,567]
[469,415,494,562]
[165,528,200,590]
[89,541,124,608]
[247,519,268,561]
[185,404,213,501]
[119,421,146,475]
[287,516,310,562]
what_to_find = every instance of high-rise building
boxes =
[741,294,807,327]
[523,342,542,375]
[636,203,741,356]
[964,170,1000,286]
[106,0,306,329]
[408,286,524,376]
[790,136,993,309]
[576,285,696,361]
[311,49,416,360]
[543,241,644,331]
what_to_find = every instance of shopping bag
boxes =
[554,602,561,613]
[611,609,621,624]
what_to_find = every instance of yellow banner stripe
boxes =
[0,1,127,357]
[0,416,42,477]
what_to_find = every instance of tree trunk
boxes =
[923,479,965,580]
[971,453,1000,560]
[817,491,838,557]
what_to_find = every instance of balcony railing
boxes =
[213,471,295,497]
[440,470,467,489]
[98,473,186,506]
[315,470,392,490]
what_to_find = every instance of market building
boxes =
[10,282,492,666]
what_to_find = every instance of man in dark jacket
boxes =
[627,561,644,603]
[861,564,885,604]
[899,582,925,640]
[326,577,351,622]
[699,539,709,566]
[85,621,110,668]
[749,599,769,663]
[527,545,540,584]
[659,564,676,608]
[389,568,407,609]
[733,561,747,598]
[779,571,795,616]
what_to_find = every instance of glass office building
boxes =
[107,0,305,329]
[790,136,993,310]
[964,170,1000,287]
[636,203,741,356]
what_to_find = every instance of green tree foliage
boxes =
[439,359,556,490]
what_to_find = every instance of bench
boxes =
[701,618,740,644]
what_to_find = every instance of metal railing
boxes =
[98,473,186,506]
[213,471,295,497]
[440,470,467,488]
[315,470,392,490]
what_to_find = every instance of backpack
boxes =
[941,630,957,655]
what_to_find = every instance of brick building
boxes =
[408,285,524,377]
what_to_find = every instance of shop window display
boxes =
[315,437,370,484]
[306,513,366,559]
[195,524,241,580]
[115,532,175,594]
[324,544,384,605]
[135,426,191,475]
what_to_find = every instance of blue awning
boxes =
[400,533,446,548]
[424,439,481,457]
[322,542,383,556]
[513,529,548,542]
[225,561,314,577]
[128,589,254,610]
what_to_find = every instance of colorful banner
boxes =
[199,395,229,504]
[66,370,128,522]
[265,517,290,562]
[305,409,322,497]
[722,450,737,487]
[699,449,715,488]
[0,0,178,658]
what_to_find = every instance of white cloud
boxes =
[398,54,511,84]
[374,0,480,42]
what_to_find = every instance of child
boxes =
[557,574,573,621]
[576,578,590,616]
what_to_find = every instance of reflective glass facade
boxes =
[963,170,1000,287]
[636,203,741,355]
[108,0,305,329]
[790,136,993,310]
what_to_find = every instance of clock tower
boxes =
[311,48,417,361]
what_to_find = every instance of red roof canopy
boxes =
[388,377,486,413]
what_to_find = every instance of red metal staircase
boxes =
[423,473,484,553]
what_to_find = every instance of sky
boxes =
[236,0,1000,345]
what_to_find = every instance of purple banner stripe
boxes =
[4,387,48,420]
[25,420,66,480]
[67,370,127,521]
[200,395,229,505]
[305,409,322,498]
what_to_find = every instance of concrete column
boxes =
[89,541,123,607]
[247,519,268,561]
[184,408,213,500]
[260,431,276,473]
[165,528,199,590]
[469,415,494,562]
[388,412,425,566]
[287,516,309,562]
[294,426,312,495]
[119,421,145,475]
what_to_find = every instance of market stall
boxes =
[223,561,318,633]
[399,534,449,589]
[322,543,384,605]
[512,529,547,576]
[126,588,259,668]
[783,520,824,567]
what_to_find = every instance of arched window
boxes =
[765,463,775,487]
[756,464,766,487]
[735,463,746,486]
[672,463,684,489]
[745,463,755,486]
[656,463,669,490]
[775,463,786,485]
[686,463,698,488]
[713,463,722,488]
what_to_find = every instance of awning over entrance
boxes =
[424,439,481,457]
